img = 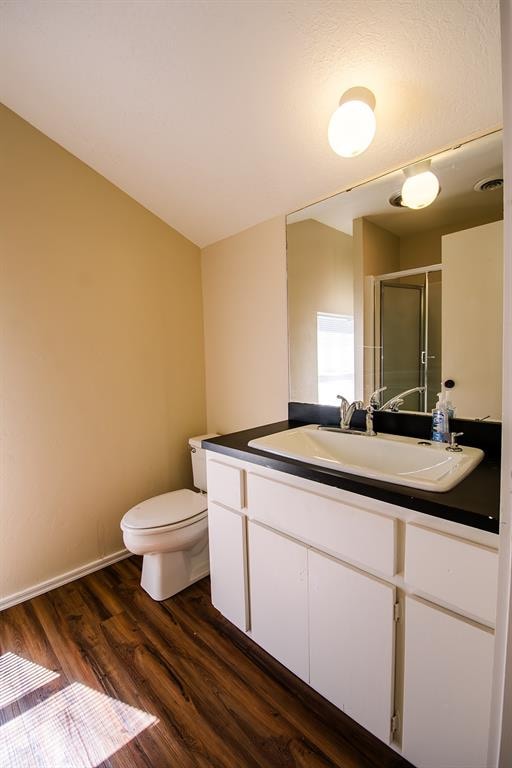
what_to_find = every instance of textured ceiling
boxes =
[0,0,502,247]
[288,131,503,236]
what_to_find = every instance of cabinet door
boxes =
[402,596,494,768]
[308,550,396,744]
[248,521,309,682]
[208,502,249,631]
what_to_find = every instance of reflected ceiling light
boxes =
[328,87,376,157]
[401,161,440,209]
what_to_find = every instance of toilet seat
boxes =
[121,489,208,533]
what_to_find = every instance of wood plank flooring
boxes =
[0,557,412,768]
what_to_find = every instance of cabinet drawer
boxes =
[405,524,498,624]
[207,458,245,511]
[247,473,396,576]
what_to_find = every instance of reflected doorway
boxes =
[375,266,442,413]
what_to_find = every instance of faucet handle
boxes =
[368,386,387,409]
[336,394,350,421]
[446,432,464,452]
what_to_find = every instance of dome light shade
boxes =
[401,169,440,209]
[328,87,376,158]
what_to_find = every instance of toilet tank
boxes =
[189,434,219,492]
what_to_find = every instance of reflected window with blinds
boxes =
[317,313,354,405]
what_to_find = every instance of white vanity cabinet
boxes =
[247,472,397,577]
[207,457,249,632]
[205,450,499,767]
[402,596,494,768]
[308,550,396,743]
[208,501,249,631]
[404,523,498,625]
[246,469,399,741]
[248,521,309,681]
[401,524,498,768]
[247,519,397,738]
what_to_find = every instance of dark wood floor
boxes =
[0,557,412,767]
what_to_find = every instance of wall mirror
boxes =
[287,130,503,420]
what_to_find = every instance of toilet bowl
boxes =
[120,434,218,601]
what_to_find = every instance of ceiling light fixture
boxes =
[328,87,376,158]
[401,161,440,209]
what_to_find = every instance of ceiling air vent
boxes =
[473,177,504,192]
[389,192,405,208]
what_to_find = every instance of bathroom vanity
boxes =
[203,418,500,768]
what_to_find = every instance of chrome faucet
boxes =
[336,394,364,430]
[368,386,387,409]
[361,388,388,436]
[365,404,377,436]
[379,386,426,412]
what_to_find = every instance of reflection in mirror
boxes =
[377,267,441,413]
[287,131,503,420]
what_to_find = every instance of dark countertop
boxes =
[203,420,500,534]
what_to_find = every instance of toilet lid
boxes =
[121,489,207,531]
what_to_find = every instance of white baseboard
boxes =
[0,548,131,612]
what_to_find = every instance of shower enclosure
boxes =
[373,265,442,413]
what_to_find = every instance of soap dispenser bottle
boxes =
[432,391,449,442]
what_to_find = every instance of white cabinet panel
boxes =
[402,596,494,768]
[405,524,498,624]
[207,453,497,761]
[207,458,245,511]
[248,521,309,682]
[309,550,396,744]
[247,473,396,576]
[208,502,249,631]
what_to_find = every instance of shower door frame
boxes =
[373,264,442,413]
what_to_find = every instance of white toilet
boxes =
[120,434,218,601]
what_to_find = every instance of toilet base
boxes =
[140,539,209,601]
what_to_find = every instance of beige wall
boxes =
[359,219,400,277]
[400,227,446,270]
[287,219,353,403]
[442,220,503,419]
[399,211,503,270]
[0,105,206,601]
[353,218,400,400]
[201,217,288,433]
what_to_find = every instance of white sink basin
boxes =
[248,425,484,492]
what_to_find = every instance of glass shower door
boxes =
[425,270,442,411]
[378,268,442,413]
[380,280,424,411]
